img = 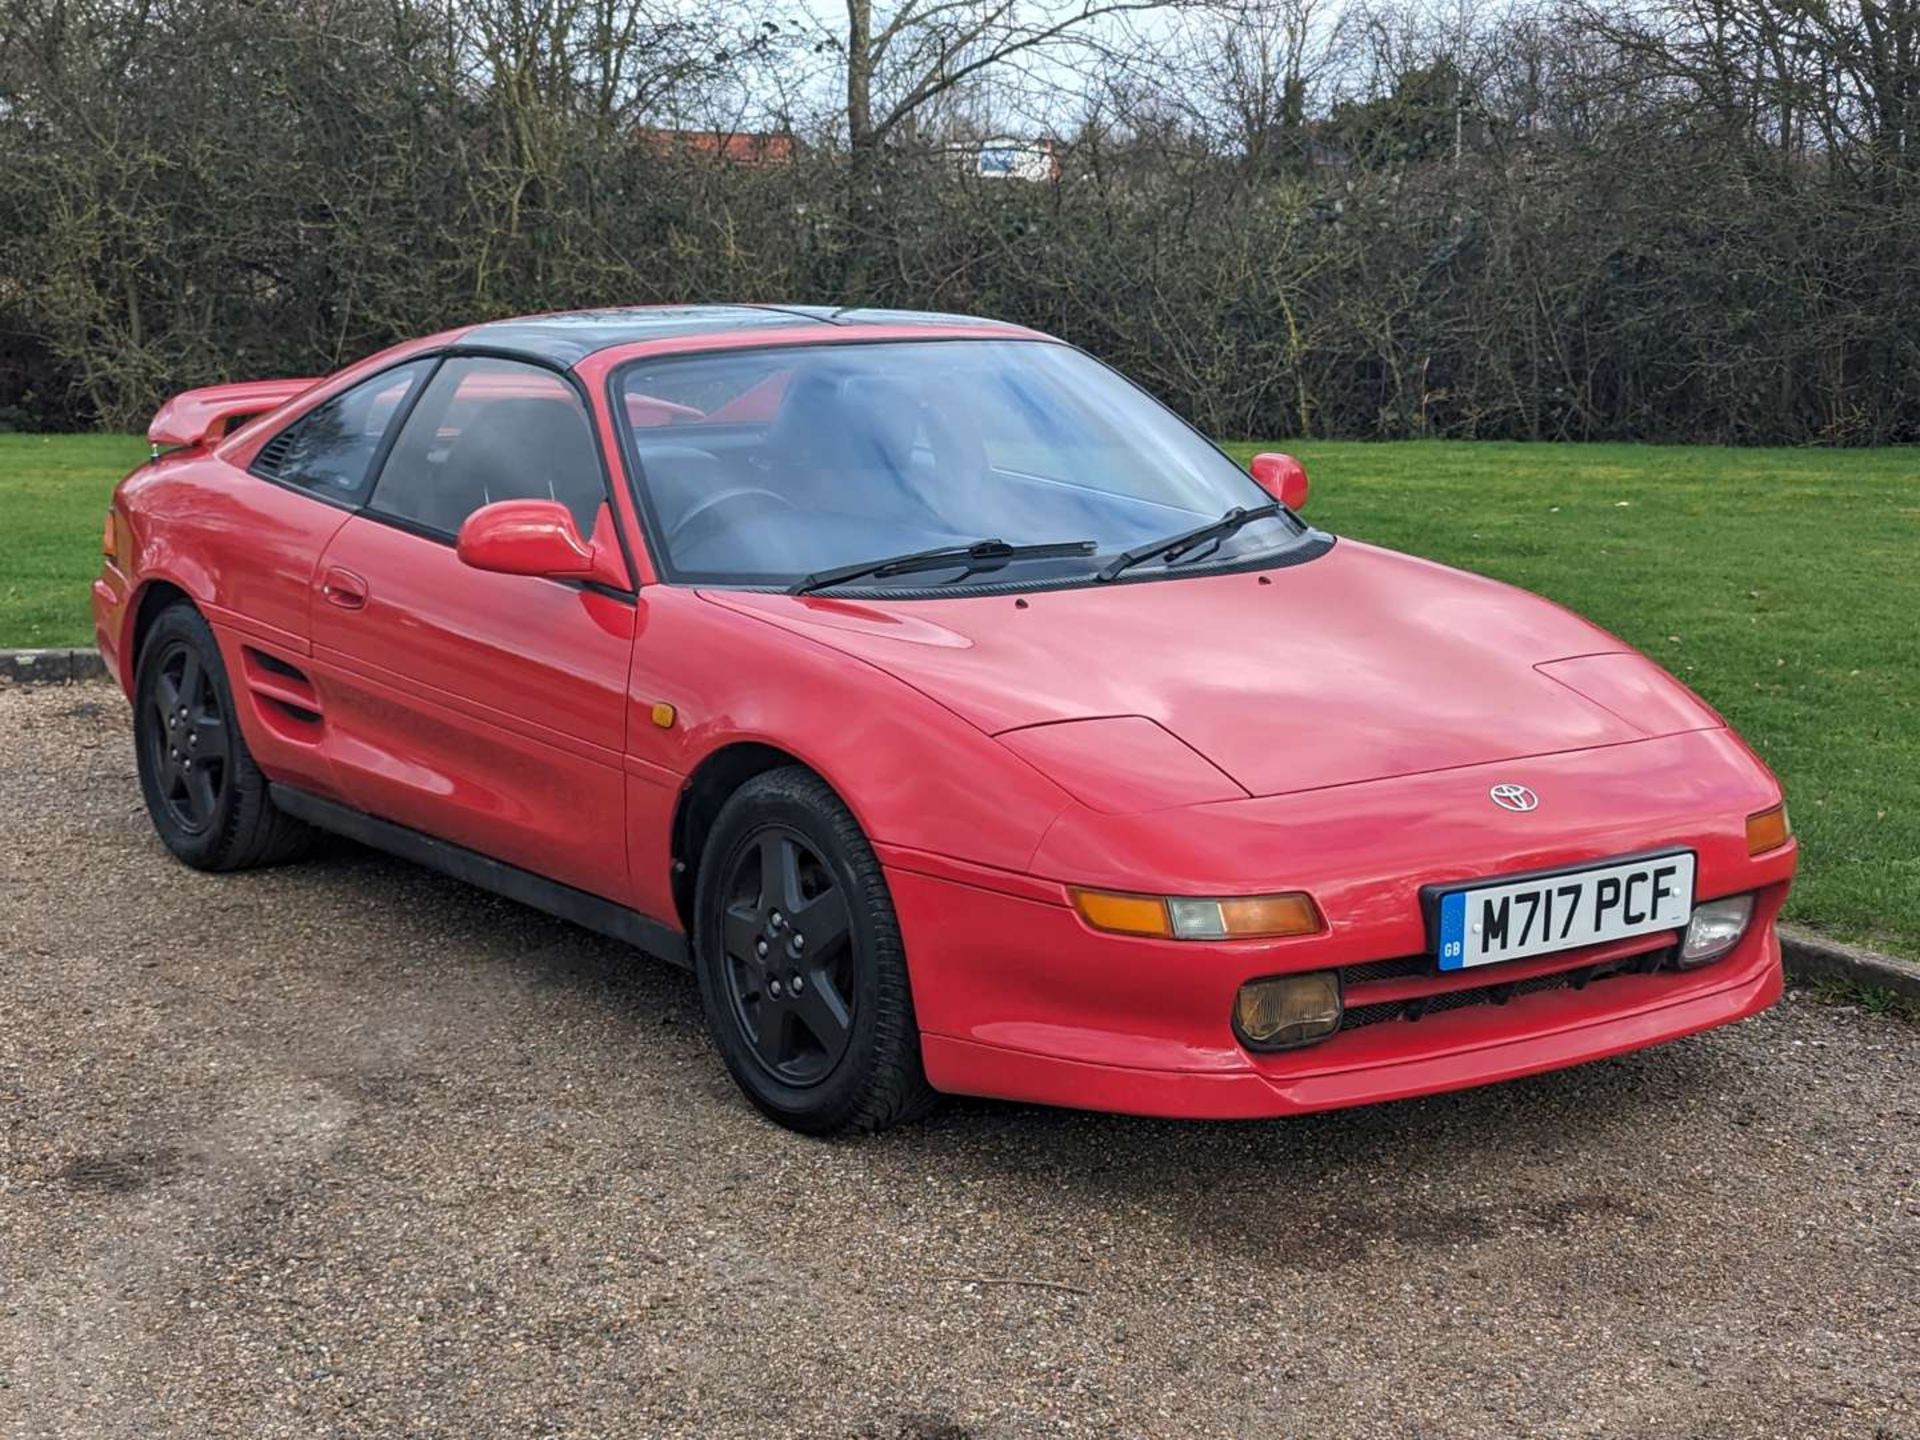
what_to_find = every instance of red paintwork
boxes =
[95,307,1796,1120]
[699,543,1706,798]
[148,377,321,449]
[997,716,1246,812]
[1248,451,1309,510]
[456,499,631,590]
[309,511,636,900]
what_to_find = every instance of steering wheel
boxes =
[666,487,799,558]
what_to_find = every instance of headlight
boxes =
[1679,893,1754,967]
[1235,971,1342,1050]
[1069,888,1324,940]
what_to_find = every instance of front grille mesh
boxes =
[1338,947,1678,1030]
[1338,955,1434,986]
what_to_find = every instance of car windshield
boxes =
[617,339,1313,590]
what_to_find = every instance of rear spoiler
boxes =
[147,377,320,453]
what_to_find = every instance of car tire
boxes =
[693,766,938,1135]
[132,602,315,872]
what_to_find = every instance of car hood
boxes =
[700,540,1724,800]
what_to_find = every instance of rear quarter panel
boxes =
[108,452,357,799]
[118,455,354,653]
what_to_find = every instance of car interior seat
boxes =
[439,396,604,535]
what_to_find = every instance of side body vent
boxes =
[240,646,324,738]
[252,430,296,479]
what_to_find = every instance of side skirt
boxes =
[268,783,690,968]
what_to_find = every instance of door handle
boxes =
[321,567,368,610]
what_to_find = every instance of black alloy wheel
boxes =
[718,825,859,1086]
[141,636,229,834]
[694,767,937,1134]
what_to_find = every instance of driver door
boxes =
[307,356,637,902]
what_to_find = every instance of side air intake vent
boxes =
[252,430,296,479]
[249,648,305,681]
[239,646,324,740]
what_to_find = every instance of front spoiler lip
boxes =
[1272,957,1779,1114]
[1253,924,1774,1089]
[919,927,1783,1119]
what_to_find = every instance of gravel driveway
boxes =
[2,682,1915,1439]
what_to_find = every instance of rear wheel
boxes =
[694,767,937,1135]
[133,603,314,871]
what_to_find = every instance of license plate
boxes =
[1432,851,1695,971]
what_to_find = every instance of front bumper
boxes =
[886,727,1796,1119]
[905,881,1782,1119]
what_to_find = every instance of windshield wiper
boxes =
[1096,503,1284,583]
[790,538,1098,596]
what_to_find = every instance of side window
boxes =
[369,357,607,539]
[251,361,431,504]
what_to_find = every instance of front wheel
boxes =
[693,767,937,1135]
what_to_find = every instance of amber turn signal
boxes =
[1069,888,1324,940]
[101,509,117,559]
[1068,888,1173,937]
[1745,803,1791,855]
[1234,971,1342,1050]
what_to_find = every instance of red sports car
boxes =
[93,305,1796,1133]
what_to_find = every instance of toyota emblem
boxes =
[1490,783,1539,812]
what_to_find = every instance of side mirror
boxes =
[1249,452,1309,511]
[456,499,630,590]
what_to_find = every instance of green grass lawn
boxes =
[4,432,1916,957]
[1,433,149,648]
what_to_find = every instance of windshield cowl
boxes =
[747,525,1333,600]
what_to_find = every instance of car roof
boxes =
[456,304,1031,368]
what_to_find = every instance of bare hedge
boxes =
[4,0,1919,443]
